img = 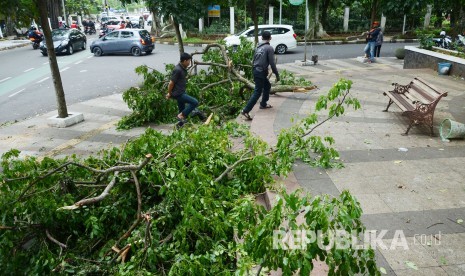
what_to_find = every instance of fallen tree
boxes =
[117,38,315,130]
[0,78,381,275]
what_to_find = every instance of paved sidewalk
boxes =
[0,38,30,51]
[1,57,464,275]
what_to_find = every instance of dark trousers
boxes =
[175,93,198,117]
[243,69,271,113]
[375,45,382,57]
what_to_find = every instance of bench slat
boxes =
[384,91,415,111]
[409,83,436,103]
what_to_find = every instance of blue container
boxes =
[438,62,452,75]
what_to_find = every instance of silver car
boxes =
[90,29,155,56]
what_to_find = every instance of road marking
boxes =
[75,60,83,64]
[80,70,87,72]
[24,68,35,72]
[8,88,25,98]
[87,56,93,59]
[43,62,49,65]
[36,77,50,83]
[0,77,12,83]
[60,67,70,72]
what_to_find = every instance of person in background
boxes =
[70,21,78,29]
[241,30,280,120]
[119,20,126,29]
[363,21,381,63]
[375,28,384,57]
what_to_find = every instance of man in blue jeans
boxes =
[364,21,381,63]
[166,53,199,127]
[241,31,280,120]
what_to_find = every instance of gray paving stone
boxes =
[361,208,465,239]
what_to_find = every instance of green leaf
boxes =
[405,261,418,270]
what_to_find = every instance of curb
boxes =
[158,39,419,48]
[0,41,30,51]
[1,39,419,51]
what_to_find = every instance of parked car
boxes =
[224,24,297,54]
[90,29,155,56]
[39,28,87,56]
[101,16,119,25]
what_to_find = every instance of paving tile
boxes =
[379,237,440,270]
[379,192,434,212]
[424,233,465,265]
[354,194,393,214]
[298,178,340,197]
[441,264,465,276]
[394,267,448,276]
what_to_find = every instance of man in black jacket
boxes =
[241,31,280,120]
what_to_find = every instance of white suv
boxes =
[224,24,297,54]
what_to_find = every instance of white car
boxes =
[224,24,297,54]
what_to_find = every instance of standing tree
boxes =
[35,0,68,118]
[141,0,208,55]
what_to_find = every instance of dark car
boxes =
[90,29,155,56]
[39,28,87,56]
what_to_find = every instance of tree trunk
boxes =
[6,16,15,36]
[173,17,185,56]
[151,10,162,36]
[370,0,379,25]
[250,0,258,45]
[320,0,331,29]
[36,0,68,118]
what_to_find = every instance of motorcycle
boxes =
[456,34,465,47]
[99,27,115,38]
[433,34,452,49]
[85,26,96,35]
[29,35,43,50]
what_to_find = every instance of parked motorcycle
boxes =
[433,31,453,49]
[456,34,465,47]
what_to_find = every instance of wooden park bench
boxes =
[383,77,448,136]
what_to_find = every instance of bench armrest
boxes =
[391,83,409,94]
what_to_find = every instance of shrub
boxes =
[395,48,405,59]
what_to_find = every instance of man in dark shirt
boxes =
[241,31,280,120]
[166,53,199,126]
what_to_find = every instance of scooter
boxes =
[433,34,453,49]
[456,34,465,47]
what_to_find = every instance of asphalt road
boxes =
[0,40,418,124]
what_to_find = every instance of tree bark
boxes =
[250,0,258,45]
[173,17,184,56]
[36,0,68,118]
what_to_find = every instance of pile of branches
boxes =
[117,39,315,129]
[0,79,380,275]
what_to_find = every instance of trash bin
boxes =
[438,62,452,75]
[439,118,465,141]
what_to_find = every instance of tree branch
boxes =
[46,229,67,249]
[58,154,153,210]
